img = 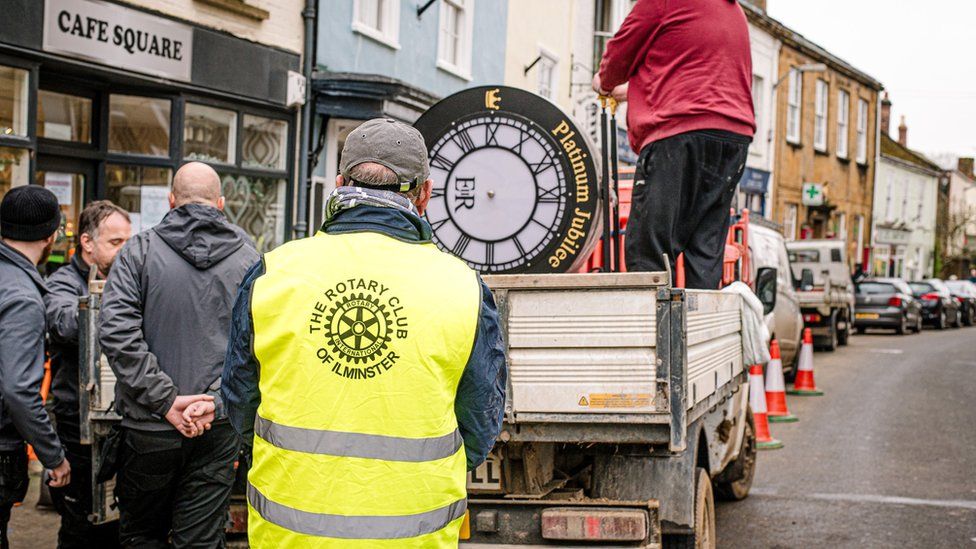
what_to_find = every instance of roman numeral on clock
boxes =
[485,123,500,146]
[485,242,495,264]
[538,186,561,203]
[514,130,531,155]
[431,154,456,172]
[452,234,472,256]
[529,158,555,175]
[452,130,476,153]
[431,186,446,199]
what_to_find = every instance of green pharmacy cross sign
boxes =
[801,183,824,206]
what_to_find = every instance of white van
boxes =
[749,219,803,376]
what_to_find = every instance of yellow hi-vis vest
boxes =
[246,229,481,548]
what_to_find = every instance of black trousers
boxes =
[116,422,239,549]
[626,130,751,289]
[0,448,28,549]
[49,425,120,549]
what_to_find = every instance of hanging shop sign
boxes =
[43,0,193,81]
[414,86,603,274]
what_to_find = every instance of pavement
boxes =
[8,325,976,547]
[716,324,976,548]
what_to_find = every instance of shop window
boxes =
[0,147,29,201]
[109,95,171,157]
[105,164,172,233]
[242,115,288,171]
[38,90,92,143]
[221,173,286,253]
[352,0,400,49]
[437,0,473,79]
[35,170,86,267]
[0,66,29,138]
[184,103,237,164]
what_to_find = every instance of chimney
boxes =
[880,92,892,137]
[959,158,975,179]
[897,115,907,147]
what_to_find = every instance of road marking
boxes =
[749,489,976,511]
[866,348,905,354]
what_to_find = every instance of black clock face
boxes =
[414,86,602,274]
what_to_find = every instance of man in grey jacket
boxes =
[46,200,130,548]
[99,162,259,548]
[0,186,71,548]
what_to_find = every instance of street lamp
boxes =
[772,63,827,90]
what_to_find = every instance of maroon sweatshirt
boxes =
[599,0,756,153]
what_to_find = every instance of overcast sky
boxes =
[766,1,976,162]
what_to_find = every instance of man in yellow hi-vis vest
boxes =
[220,118,507,547]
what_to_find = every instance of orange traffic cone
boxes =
[765,340,798,423]
[749,364,783,450]
[788,328,823,396]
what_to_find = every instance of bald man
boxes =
[100,162,259,548]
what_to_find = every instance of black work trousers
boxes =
[116,422,239,549]
[626,130,751,289]
[0,448,28,549]
[49,425,120,549]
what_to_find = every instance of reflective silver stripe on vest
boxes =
[248,482,466,539]
[255,415,463,462]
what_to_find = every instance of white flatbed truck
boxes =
[462,272,765,548]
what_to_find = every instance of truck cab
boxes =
[785,240,855,351]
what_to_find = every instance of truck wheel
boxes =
[664,468,717,549]
[822,312,838,352]
[837,310,850,346]
[714,408,757,501]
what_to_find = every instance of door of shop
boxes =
[35,155,95,272]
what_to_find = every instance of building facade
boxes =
[737,17,780,218]
[308,0,507,232]
[871,122,941,279]
[940,158,976,277]
[0,0,303,258]
[744,3,883,271]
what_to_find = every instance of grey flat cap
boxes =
[340,118,430,192]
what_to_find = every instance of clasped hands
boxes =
[165,394,217,438]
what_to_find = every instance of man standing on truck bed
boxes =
[221,118,506,547]
[99,162,259,548]
[593,0,756,289]
[46,200,131,548]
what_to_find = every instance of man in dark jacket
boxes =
[45,200,131,548]
[99,162,259,548]
[0,186,72,547]
[593,0,756,288]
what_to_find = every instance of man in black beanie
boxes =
[0,185,72,548]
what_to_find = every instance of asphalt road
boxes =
[716,324,976,548]
[8,325,975,547]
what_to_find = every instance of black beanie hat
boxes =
[0,185,62,241]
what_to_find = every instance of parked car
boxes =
[749,220,804,377]
[853,278,922,334]
[944,279,976,326]
[786,240,855,351]
[908,279,962,329]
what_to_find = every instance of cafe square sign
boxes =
[43,0,193,81]
[801,182,825,207]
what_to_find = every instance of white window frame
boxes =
[836,89,850,159]
[352,0,401,50]
[784,203,798,241]
[536,46,559,100]
[750,74,764,157]
[856,98,868,164]
[835,212,846,241]
[786,70,802,144]
[437,0,474,81]
[854,214,864,264]
[814,79,828,152]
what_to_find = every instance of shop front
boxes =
[0,0,299,261]
[872,226,911,277]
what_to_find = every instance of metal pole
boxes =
[293,0,317,240]
[599,96,611,273]
[608,98,621,272]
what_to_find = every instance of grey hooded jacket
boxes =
[99,204,259,431]
[0,241,65,468]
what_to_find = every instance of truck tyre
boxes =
[822,311,838,352]
[664,468,717,549]
[714,408,757,501]
[837,309,850,346]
